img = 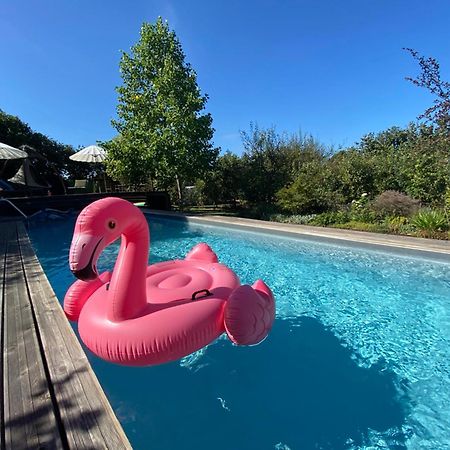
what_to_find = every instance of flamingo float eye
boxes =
[108,221,116,229]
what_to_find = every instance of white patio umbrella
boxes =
[0,142,28,160]
[0,142,28,179]
[69,145,107,191]
[69,145,106,163]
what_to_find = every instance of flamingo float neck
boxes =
[107,216,149,322]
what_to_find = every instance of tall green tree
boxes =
[108,18,218,200]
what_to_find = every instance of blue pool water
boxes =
[29,214,450,450]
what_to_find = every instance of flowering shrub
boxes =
[350,193,375,222]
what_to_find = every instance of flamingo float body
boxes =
[64,197,275,366]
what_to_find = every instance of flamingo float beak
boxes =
[69,234,104,281]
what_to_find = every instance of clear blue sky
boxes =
[1,0,450,154]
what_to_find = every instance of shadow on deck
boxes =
[1,221,131,449]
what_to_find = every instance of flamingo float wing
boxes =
[64,272,111,321]
[224,280,275,345]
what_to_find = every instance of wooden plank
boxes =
[0,224,15,450]
[3,233,24,448]
[5,237,34,448]
[19,240,130,449]
[16,226,100,449]
[17,223,132,449]
[3,223,64,449]
[18,225,132,449]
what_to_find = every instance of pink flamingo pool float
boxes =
[64,197,275,366]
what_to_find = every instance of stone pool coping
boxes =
[143,209,450,260]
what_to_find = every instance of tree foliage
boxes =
[206,152,244,206]
[405,48,450,131]
[238,124,326,204]
[0,109,82,182]
[108,18,218,196]
[239,124,287,203]
[276,160,339,214]
[328,149,376,203]
[197,121,449,215]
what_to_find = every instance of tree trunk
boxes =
[148,175,154,191]
[175,174,183,209]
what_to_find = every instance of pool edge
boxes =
[143,209,450,262]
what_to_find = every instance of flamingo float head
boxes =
[69,197,147,281]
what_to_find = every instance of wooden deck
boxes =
[1,221,132,449]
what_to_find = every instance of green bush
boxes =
[268,214,288,223]
[411,209,449,237]
[242,203,280,220]
[445,187,450,219]
[351,206,376,223]
[276,160,341,214]
[284,214,316,224]
[268,213,317,225]
[350,194,376,222]
[310,211,350,226]
[330,221,387,233]
[383,216,414,234]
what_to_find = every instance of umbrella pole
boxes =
[0,160,7,179]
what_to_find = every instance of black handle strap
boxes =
[191,289,212,300]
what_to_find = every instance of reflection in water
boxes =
[93,317,410,450]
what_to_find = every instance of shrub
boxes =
[285,214,316,225]
[410,209,449,237]
[310,211,350,226]
[445,187,450,219]
[372,190,420,218]
[268,214,288,223]
[276,161,341,214]
[349,193,377,222]
[242,203,280,220]
[383,216,413,234]
[350,206,376,223]
[268,213,316,225]
[330,221,387,233]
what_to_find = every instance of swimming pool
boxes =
[29,214,450,450]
